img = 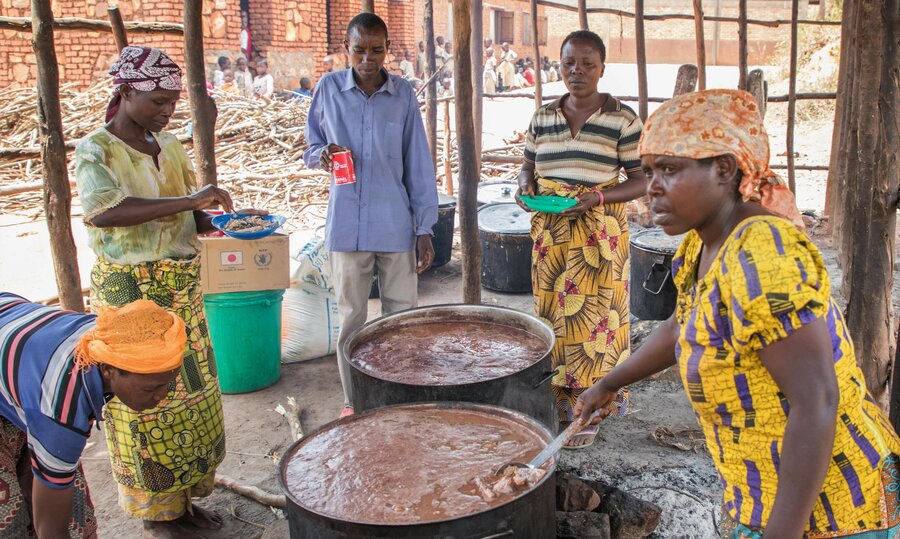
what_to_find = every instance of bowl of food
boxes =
[211,213,286,240]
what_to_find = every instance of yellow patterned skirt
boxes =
[531,178,631,421]
[89,256,225,520]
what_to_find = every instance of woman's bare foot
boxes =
[178,504,223,530]
[142,520,202,539]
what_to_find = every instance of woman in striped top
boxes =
[515,30,648,448]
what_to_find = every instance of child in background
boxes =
[293,77,312,100]
[219,70,240,95]
[253,59,275,99]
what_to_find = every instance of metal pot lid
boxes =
[630,227,686,255]
[477,180,517,205]
[478,203,532,234]
[438,194,457,208]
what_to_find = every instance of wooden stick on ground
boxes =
[215,475,286,508]
[274,397,304,441]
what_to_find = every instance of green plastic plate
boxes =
[520,195,578,214]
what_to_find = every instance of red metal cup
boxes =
[332,150,357,185]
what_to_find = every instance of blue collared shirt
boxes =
[303,68,438,252]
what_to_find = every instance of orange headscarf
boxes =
[639,89,804,228]
[75,300,186,374]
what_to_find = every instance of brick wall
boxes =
[415,0,551,65]
[0,0,242,90]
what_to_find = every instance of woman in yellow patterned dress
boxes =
[515,31,648,447]
[576,89,900,538]
[75,46,253,539]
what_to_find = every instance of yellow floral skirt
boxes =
[531,178,631,421]
[90,256,225,520]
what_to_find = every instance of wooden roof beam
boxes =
[0,16,183,34]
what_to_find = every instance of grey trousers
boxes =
[330,250,418,406]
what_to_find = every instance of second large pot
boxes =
[343,304,558,432]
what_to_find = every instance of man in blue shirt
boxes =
[303,13,438,417]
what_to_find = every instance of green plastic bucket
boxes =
[205,289,285,393]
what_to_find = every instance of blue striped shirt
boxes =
[0,293,104,489]
[303,69,438,252]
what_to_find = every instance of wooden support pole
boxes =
[452,0,482,304]
[577,0,588,30]
[361,0,375,13]
[443,100,453,195]
[471,0,484,173]
[673,64,698,97]
[0,16,183,34]
[31,0,83,313]
[107,7,128,52]
[183,0,217,186]
[635,0,648,121]
[691,0,706,91]
[785,0,799,193]
[530,0,542,110]
[737,0,748,90]
[425,0,438,169]
[824,0,853,221]
[838,0,900,410]
[747,68,767,119]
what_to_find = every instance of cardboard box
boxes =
[200,234,290,294]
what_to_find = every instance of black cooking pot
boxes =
[629,228,686,320]
[479,203,534,293]
[477,180,518,207]
[343,304,557,431]
[278,402,557,539]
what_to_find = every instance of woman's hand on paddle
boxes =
[559,191,602,217]
[515,181,537,212]
[188,184,234,213]
[320,144,349,172]
[574,380,617,425]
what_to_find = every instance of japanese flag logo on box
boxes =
[221,251,243,266]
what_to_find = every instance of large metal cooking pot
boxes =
[629,228,686,321]
[479,203,534,293]
[343,304,557,431]
[477,180,518,207]
[279,402,557,539]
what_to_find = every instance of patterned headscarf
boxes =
[105,46,183,122]
[639,89,803,228]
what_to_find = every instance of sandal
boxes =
[563,423,599,450]
[339,405,355,419]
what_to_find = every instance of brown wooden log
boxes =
[0,179,76,196]
[361,0,375,13]
[471,0,484,175]
[747,68,767,119]
[530,0,542,110]
[443,100,454,196]
[215,475,286,508]
[785,0,799,193]
[183,0,217,186]
[838,0,900,409]
[31,0,83,313]
[635,0,648,121]
[533,1,841,27]
[107,7,128,52]
[818,0,829,20]
[737,0,748,90]
[672,64,698,97]
[425,0,438,169]
[0,16,183,34]
[691,0,706,91]
[452,0,482,304]
[577,0,588,30]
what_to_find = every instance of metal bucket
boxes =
[433,194,457,268]
[629,228,686,321]
[343,304,557,431]
[279,402,557,539]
